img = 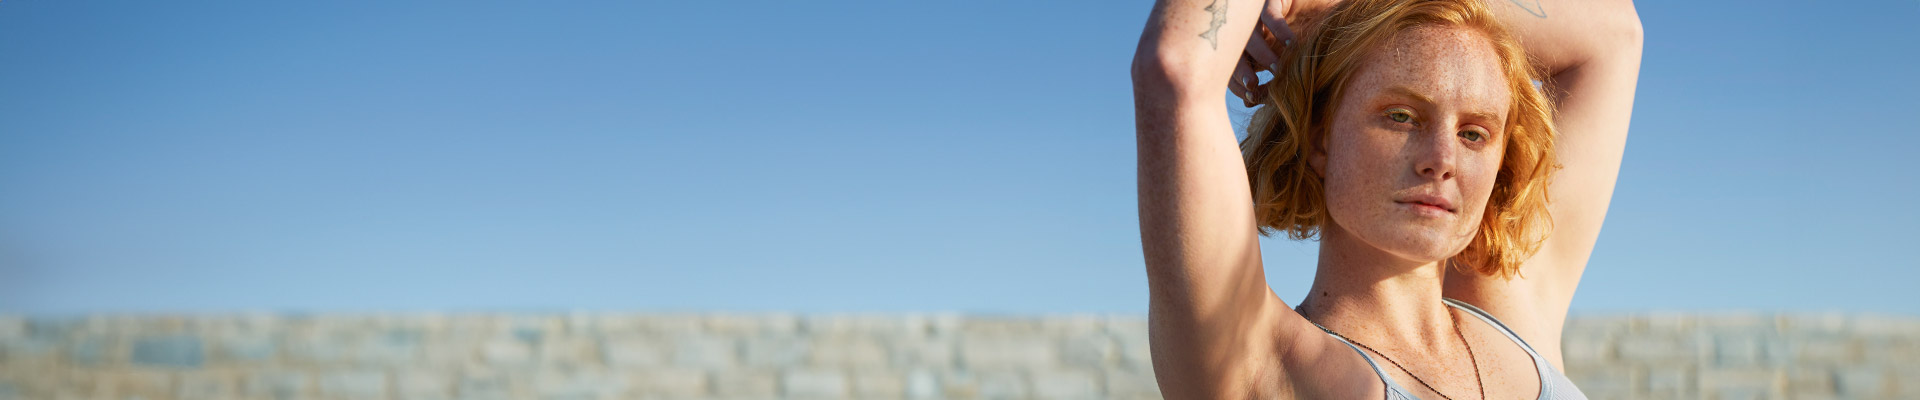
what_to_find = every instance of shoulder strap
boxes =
[1443,297,1566,400]
[1439,297,1547,360]
[1309,321,1414,398]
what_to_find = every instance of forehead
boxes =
[1344,25,1510,118]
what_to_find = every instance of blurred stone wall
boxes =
[0,312,1915,399]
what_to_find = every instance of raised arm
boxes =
[1132,0,1324,398]
[1433,0,1644,369]
[1469,0,1644,369]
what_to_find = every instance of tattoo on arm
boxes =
[1198,0,1229,49]
[1508,0,1547,18]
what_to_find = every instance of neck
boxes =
[1297,222,1457,349]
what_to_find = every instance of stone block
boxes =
[1103,368,1161,398]
[1780,314,1850,335]
[1850,315,1920,337]
[962,317,1046,337]
[742,336,809,367]
[243,369,314,398]
[1560,333,1613,364]
[905,369,941,400]
[102,369,174,399]
[1614,334,1699,364]
[707,314,798,336]
[961,336,1056,369]
[1694,313,1774,334]
[975,370,1029,400]
[1030,369,1099,400]
[320,370,390,399]
[1834,367,1888,398]
[1790,335,1859,365]
[533,369,628,399]
[1711,334,1764,366]
[1698,367,1780,397]
[809,337,888,368]
[539,337,599,367]
[1562,315,1633,337]
[1060,334,1116,367]
[131,334,204,368]
[850,369,905,399]
[1637,312,1694,333]
[457,368,522,399]
[673,335,739,369]
[24,318,79,342]
[176,370,240,399]
[632,368,707,397]
[889,336,956,368]
[1038,315,1105,338]
[284,333,352,366]
[1564,365,1634,398]
[602,337,668,367]
[212,334,278,364]
[782,368,848,399]
[481,339,534,367]
[1784,368,1836,398]
[710,370,777,398]
[1645,366,1694,398]
[65,334,116,367]
[395,369,453,399]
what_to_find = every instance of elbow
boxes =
[1605,0,1645,53]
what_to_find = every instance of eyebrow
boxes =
[1383,86,1503,126]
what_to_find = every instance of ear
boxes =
[1307,133,1328,177]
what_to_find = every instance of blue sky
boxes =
[2,0,1916,316]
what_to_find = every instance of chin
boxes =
[1373,224,1475,263]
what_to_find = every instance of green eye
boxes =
[1460,130,1485,142]
[1386,109,1412,123]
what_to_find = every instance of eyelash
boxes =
[1385,108,1488,143]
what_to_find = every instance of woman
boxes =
[1131,0,1641,398]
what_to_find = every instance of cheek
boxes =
[1319,134,1396,217]
[1461,153,1504,211]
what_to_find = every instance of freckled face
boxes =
[1311,25,1512,263]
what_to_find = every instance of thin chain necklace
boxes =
[1299,304,1487,400]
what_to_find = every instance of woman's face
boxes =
[1312,25,1511,264]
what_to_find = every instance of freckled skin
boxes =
[1310,25,1512,265]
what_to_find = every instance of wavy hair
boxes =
[1242,0,1559,278]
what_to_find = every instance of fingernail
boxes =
[1269,63,1279,72]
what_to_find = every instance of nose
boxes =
[1413,125,1457,181]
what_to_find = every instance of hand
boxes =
[1230,0,1298,108]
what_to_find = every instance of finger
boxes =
[1230,58,1256,105]
[1252,1,1297,71]
[1243,22,1282,69]
[1228,74,1250,107]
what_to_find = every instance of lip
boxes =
[1395,194,1456,214]
[1399,201,1452,217]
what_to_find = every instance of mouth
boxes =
[1395,195,1456,214]
[1397,201,1450,214]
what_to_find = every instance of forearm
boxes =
[1487,0,1644,78]
[1132,0,1273,100]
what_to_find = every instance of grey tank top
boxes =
[1312,298,1588,400]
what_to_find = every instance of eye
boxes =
[1385,108,1413,124]
[1459,129,1486,142]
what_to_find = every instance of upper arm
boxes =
[1449,0,1644,368]
[1131,0,1355,397]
